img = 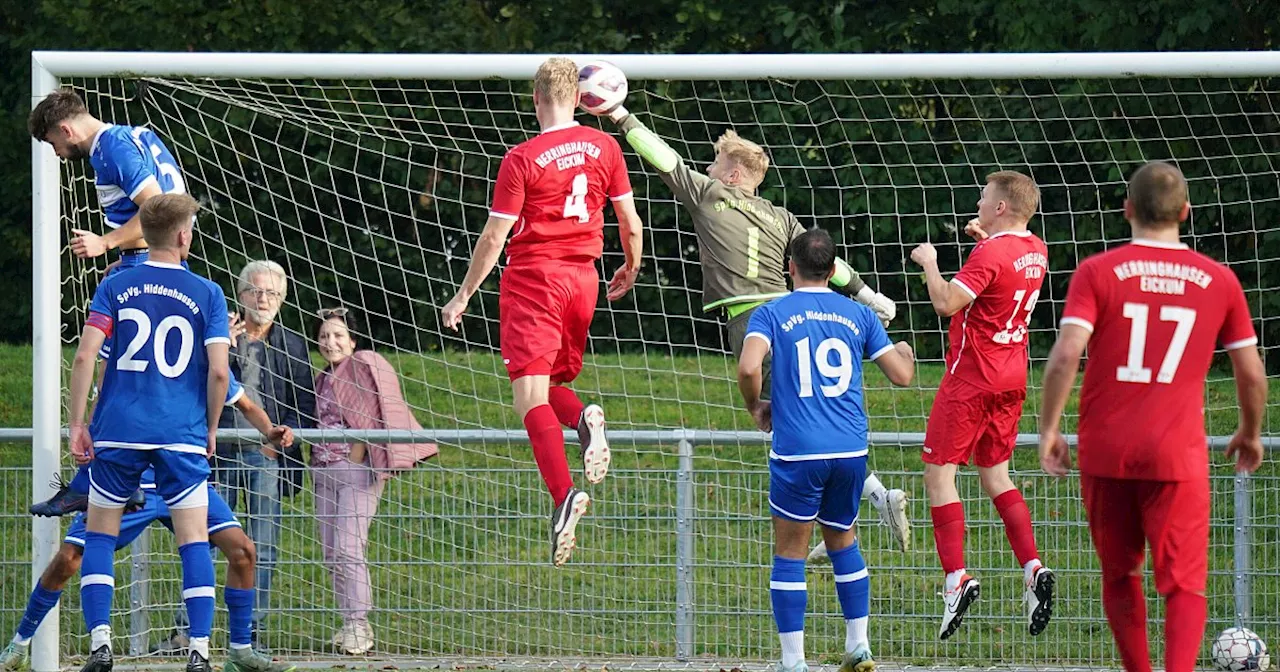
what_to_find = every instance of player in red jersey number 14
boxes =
[910,171,1054,641]
[441,58,644,567]
[1039,161,1266,672]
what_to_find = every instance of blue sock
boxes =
[829,541,871,652]
[15,584,63,643]
[770,556,807,665]
[179,542,216,643]
[81,531,117,635]
[69,466,90,495]
[224,587,254,648]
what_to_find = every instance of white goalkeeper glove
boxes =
[607,104,631,124]
[855,286,897,326]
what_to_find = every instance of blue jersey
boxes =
[89,124,186,229]
[87,261,230,453]
[135,376,243,488]
[745,288,894,460]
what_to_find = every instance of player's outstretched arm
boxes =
[234,395,295,449]
[441,215,518,330]
[607,197,644,301]
[872,341,915,386]
[206,342,231,457]
[68,324,108,463]
[830,257,898,325]
[1226,345,1267,473]
[610,109,712,208]
[910,243,973,317]
[1038,324,1090,477]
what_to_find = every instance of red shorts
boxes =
[499,261,599,383]
[1081,474,1209,595]
[922,375,1025,467]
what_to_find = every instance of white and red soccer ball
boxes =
[1214,627,1270,671]
[578,61,627,116]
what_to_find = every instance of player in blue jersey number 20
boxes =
[738,229,916,672]
[68,195,228,672]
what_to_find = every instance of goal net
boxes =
[20,53,1280,669]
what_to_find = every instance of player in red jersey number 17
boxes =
[441,58,644,567]
[910,171,1054,641]
[1039,161,1266,672]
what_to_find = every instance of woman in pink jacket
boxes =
[312,308,437,655]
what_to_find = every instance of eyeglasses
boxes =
[317,307,349,320]
[243,288,283,300]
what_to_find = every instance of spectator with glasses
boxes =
[311,307,437,655]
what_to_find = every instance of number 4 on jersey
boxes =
[563,173,589,223]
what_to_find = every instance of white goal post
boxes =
[28,51,1280,672]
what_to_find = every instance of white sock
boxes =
[863,473,888,511]
[11,634,29,646]
[1023,559,1043,583]
[230,642,252,650]
[845,617,869,653]
[780,630,805,668]
[945,569,967,592]
[90,625,112,652]
[190,636,210,660]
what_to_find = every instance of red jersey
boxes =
[489,121,633,266]
[1062,239,1257,481]
[944,230,1049,392]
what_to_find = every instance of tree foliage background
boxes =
[1,0,1276,371]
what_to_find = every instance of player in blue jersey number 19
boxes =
[738,229,916,672]
[67,195,227,672]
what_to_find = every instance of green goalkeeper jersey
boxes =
[617,115,865,312]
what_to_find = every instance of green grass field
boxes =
[0,344,1276,670]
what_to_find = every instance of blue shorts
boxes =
[65,484,240,547]
[90,449,211,510]
[768,456,868,530]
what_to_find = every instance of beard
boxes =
[64,144,89,161]
[241,305,279,325]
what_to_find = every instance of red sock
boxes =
[930,502,967,575]
[547,385,585,429]
[524,405,572,506]
[993,489,1040,567]
[1103,574,1151,672]
[1165,590,1207,672]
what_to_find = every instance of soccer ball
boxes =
[1214,627,1270,671]
[578,61,627,116]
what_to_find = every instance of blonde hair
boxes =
[533,57,579,106]
[237,260,289,300]
[714,130,769,187]
[985,170,1040,221]
[138,194,198,249]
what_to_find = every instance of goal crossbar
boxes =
[32,50,1280,80]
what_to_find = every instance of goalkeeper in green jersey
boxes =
[605,106,911,554]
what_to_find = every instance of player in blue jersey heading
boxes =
[30,89,190,517]
[738,229,916,672]
[29,89,186,262]
[68,194,226,672]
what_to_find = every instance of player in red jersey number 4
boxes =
[441,58,644,567]
[1039,161,1266,672]
[910,171,1054,640]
